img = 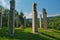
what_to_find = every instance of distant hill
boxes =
[47,15,60,29]
[26,15,60,29]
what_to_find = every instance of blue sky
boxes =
[0,0,60,18]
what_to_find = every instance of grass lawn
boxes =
[0,27,60,40]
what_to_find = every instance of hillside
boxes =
[26,15,60,29]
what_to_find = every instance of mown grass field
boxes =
[0,27,60,40]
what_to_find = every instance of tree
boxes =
[0,5,4,12]
[2,9,9,27]
[19,11,24,29]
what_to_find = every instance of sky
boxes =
[0,0,60,18]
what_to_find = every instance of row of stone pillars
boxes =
[0,0,47,36]
[32,3,48,33]
[9,0,26,36]
[0,0,26,36]
[9,0,27,36]
[40,8,47,30]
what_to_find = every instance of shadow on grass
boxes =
[52,30,60,33]
[0,27,51,40]
[53,29,60,33]
[41,33,60,40]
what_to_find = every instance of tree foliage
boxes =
[19,11,24,26]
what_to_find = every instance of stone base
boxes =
[20,25,25,30]
[32,32,41,34]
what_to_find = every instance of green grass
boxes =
[0,27,60,40]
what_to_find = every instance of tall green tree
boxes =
[19,11,24,29]
[0,5,4,12]
[2,9,9,26]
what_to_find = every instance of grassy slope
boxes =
[0,27,60,40]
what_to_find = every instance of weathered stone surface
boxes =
[9,0,15,36]
[0,12,2,28]
[40,14,42,28]
[16,16,19,27]
[42,8,47,30]
[24,16,26,28]
[32,3,38,33]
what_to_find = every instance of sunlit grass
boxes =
[0,27,60,40]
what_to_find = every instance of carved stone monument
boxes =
[40,14,42,28]
[16,16,19,27]
[32,3,38,33]
[24,16,26,28]
[42,8,47,30]
[9,0,15,36]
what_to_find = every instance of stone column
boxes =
[9,0,15,36]
[16,16,19,27]
[42,8,47,30]
[24,16,26,28]
[40,14,42,28]
[0,12,2,28]
[8,13,9,27]
[32,3,38,33]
